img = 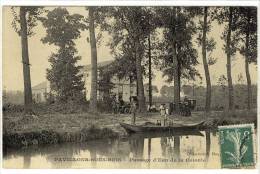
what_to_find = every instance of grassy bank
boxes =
[3,125,118,149]
[202,109,257,128]
[3,109,257,149]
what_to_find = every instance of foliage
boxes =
[41,8,86,102]
[85,7,110,43]
[160,85,175,98]
[11,6,44,36]
[3,90,24,105]
[105,7,155,79]
[3,126,118,149]
[235,7,257,64]
[214,7,240,58]
[105,7,155,112]
[155,7,200,82]
[196,7,217,66]
[3,103,24,113]
[41,8,86,46]
[97,66,115,94]
[185,84,257,111]
[144,83,159,94]
[96,66,115,113]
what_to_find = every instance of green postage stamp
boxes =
[218,124,255,168]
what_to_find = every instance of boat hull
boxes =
[120,121,204,134]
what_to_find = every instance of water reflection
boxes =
[23,153,31,169]
[204,130,211,168]
[4,130,223,169]
[148,138,151,168]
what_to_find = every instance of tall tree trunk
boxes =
[202,7,212,113]
[172,7,180,113]
[226,7,234,112]
[20,7,33,113]
[245,9,252,110]
[177,56,181,96]
[148,33,152,107]
[89,7,98,113]
[135,40,146,113]
[176,8,182,98]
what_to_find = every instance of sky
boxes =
[3,6,258,91]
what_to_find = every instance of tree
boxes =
[160,85,168,97]
[226,7,235,112]
[148,32,153,107]
[217,74,228,105]
[88,7,98,113]
[97,65,115,100]
[215,7,239,112]
[41,8,86,102]
[106,7,152,112]
[11,6,43,113]
[160,85,174,98]
[182,85,193,96]
[145,9,157,107]
[85,7,109,113]
[156,7,199,113]
[144,83,159,95]
[235,7,257,110]
[197,7,217,113]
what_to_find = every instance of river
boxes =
[3,130,257,169]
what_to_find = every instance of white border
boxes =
[0,0,259,6]
[1,0,259,174]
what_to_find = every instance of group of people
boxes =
[111,95,126,114]
[111,94,138,125]
[159,96,191,117]
[112,94,191,125]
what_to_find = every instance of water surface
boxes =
[3,130,256,169]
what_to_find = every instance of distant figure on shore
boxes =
[130,97,137,125]
[184,96,189,103]
[147,104,150,112]
[111,95,117,114]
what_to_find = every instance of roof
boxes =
[81,60,114,72]
[32,81,47,90]
[32,60,114,90]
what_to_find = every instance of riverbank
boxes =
[3,109,257,149]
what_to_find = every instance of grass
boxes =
[3,124,118,150]
[202,109,257,128]
[3,109,257,149]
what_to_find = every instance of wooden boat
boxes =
[120,121,205,134]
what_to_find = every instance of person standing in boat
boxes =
[160,104,167,126]
[160,104,166,116]
[111,95,117,114]
[130,97,137,125]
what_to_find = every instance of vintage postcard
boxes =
[2,4,258,170]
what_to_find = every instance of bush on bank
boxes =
[3,125,118,149]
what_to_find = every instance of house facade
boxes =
[32,81,51,103]
[83,60,137,102]
[32,60,137,103]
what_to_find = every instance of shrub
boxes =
[3,103,24,113]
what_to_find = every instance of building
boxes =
[82,60,137,102]
[32,60,137,103]
[32,81,50,103]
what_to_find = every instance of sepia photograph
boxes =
[2,5,258,169]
